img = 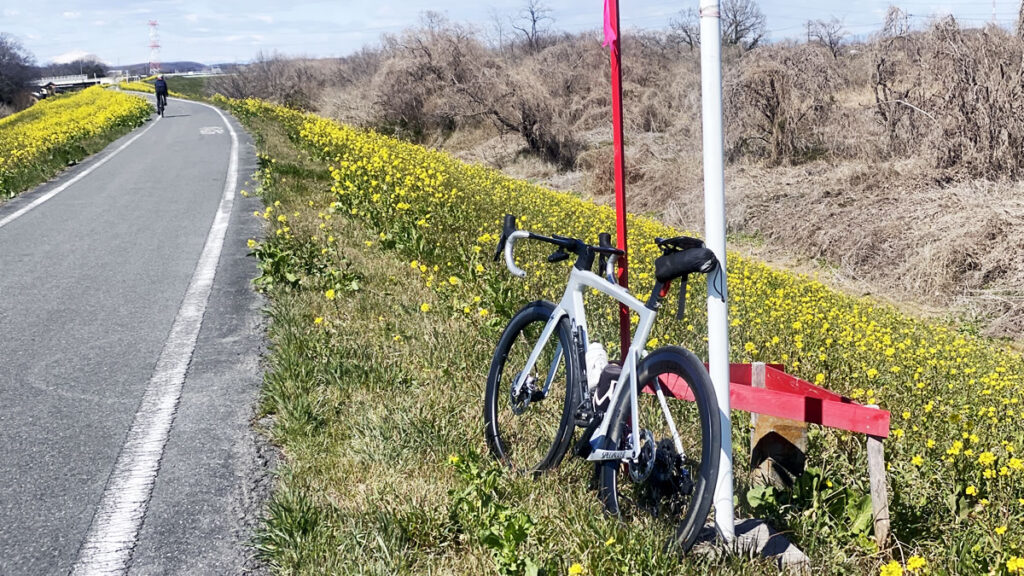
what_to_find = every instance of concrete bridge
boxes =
[33,74,112,94]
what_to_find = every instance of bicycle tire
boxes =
[597,346,720,553]
[484,300,582,474]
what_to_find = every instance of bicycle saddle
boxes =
[654,244,717,283]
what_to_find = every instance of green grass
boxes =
[164,76,209,100]
[241,115,916,575]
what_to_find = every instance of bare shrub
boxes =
[451,34,593,167]
[927,20,1024,179]
[315,49,382,127]
[725,44,839,165]
[366,15,588,166]
[208,52,328,110]
[370,14,485,139]
[870,7,930,157]
[475,64,585,168]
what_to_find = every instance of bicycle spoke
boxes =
[485,302,577,474]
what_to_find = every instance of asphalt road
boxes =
[0,97,270,575]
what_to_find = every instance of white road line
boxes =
[71,102,240,575]
[0,117,161,231]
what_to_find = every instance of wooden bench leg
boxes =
[866,406,890,548]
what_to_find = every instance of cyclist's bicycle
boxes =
[156,93,167,117]
[483,214,722,552]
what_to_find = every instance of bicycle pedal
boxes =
[574,406,596,427]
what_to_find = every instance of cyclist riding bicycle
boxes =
[154,75,168,116]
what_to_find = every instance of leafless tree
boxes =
[668,8,701,50]
[512,0,553,52]
[0,33,35,109]
[806,17,847,58]
[883,6,911,38]
[1017,0,1024,39]
[871,7,925,156]
[485,8,511,55]
[722,0,767,50]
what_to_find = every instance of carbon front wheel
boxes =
[597,346,720,553]
[484,301,582,474]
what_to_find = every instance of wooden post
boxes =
[866,405,890,548]
[749,362,808,488]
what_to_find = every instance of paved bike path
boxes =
[0,98,267,574]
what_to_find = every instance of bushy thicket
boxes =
[220,12,1024,181]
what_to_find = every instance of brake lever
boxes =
[493,214,518,262]
[548,249,570,263]
[597,232,612,276]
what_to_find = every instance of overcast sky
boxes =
[1,0,1019,66]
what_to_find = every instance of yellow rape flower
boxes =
[906,557,926,573]
[978,452,996,467]
[879,560,902,576]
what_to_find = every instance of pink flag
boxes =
[602,0,617,48]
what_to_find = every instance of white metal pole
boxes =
[698,0,735,542]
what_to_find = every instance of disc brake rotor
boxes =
[510,372,537,415]
[628,429,656,483]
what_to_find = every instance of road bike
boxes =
[483,214,722,552]
[156,93,167,117]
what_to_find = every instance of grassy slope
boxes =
[165,76,208,100]
[0,89,152,201]
[243,115,917,575]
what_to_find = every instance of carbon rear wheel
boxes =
[597,346,720,553]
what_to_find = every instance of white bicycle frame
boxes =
[504,230,688,463]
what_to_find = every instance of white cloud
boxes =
[94,20,107,26]
[51,49,96,64]
[184,13,199,22]
[62,11,81,19]
[253,15,273,24]
[3,9,20,17]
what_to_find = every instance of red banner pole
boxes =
[605,0,630,360]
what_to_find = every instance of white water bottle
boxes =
[585,342,608,392]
